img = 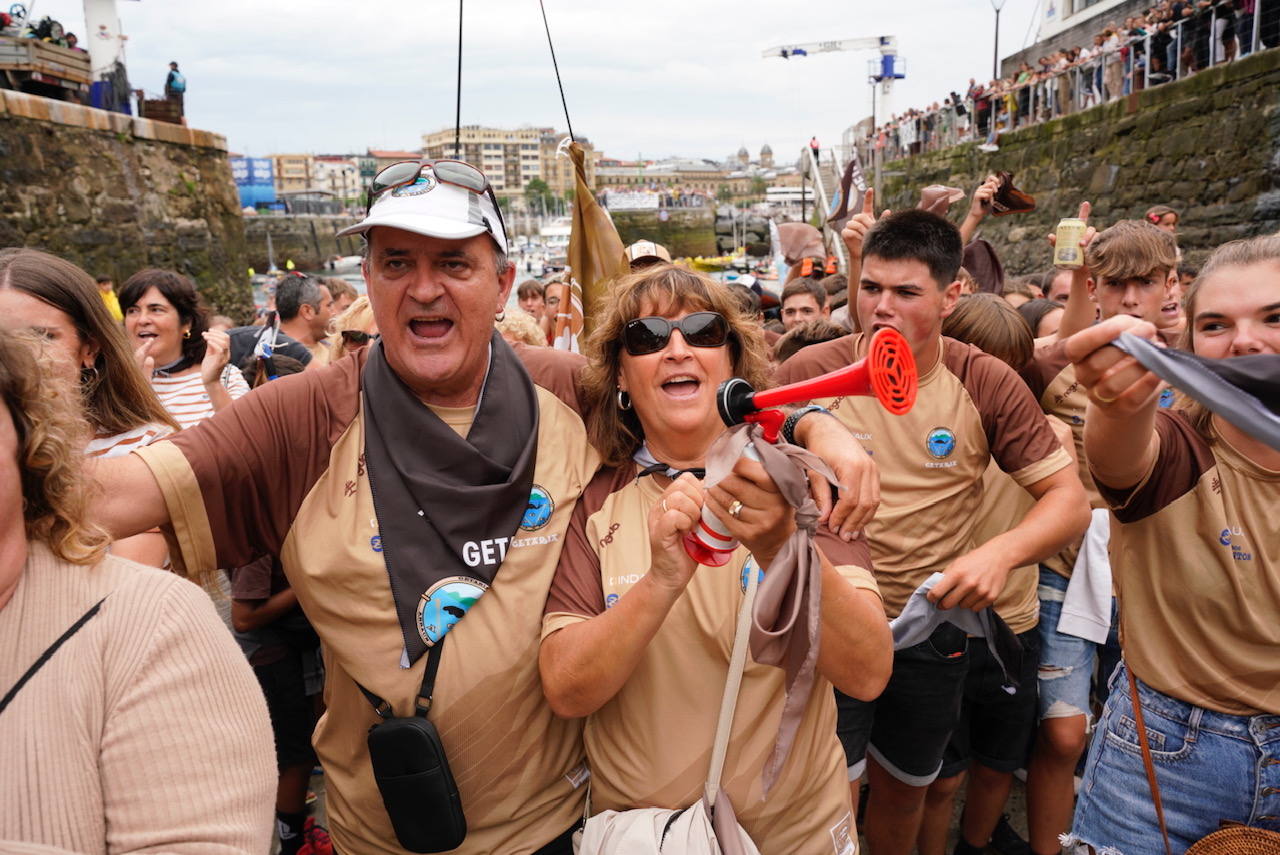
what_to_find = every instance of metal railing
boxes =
[856,0,1277,164]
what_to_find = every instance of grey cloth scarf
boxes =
[362,332,539,665]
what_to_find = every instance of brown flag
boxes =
[559,140,627,351]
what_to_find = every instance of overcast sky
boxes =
[37,0,1042,162]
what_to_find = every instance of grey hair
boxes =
[275,275,324,322]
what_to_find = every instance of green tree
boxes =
[525,178,554,213]
[716,184,733,202]
[749,176,768,198]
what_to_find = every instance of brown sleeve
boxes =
[159,351,362,571]
[955,342,1068,481]
[1096,410,1214,523]
[771,334,856,386]
[513,341,588,416]
[543,466,630,619]
[1018,338,1070,401]
[230,555,275,600]
[813,526,872,572]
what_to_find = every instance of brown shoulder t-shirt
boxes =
[542,466,879,855]
[136,346,599,855]
[775,334,1071,617]
[1097,411,1280,716]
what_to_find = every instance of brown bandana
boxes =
[703,422,840,794]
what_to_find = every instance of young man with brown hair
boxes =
[776,209,1089,855]
[780,277,830,331]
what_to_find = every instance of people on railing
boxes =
[859,0,1277,163]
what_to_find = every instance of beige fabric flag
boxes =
[560,140,627,350]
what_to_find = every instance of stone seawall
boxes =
[609,207,716,258]
[879,47,1280,274]
[243,215,362,272]
[0,90,253,317]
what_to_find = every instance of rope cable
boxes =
[538,0,575,142]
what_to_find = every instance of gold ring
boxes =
[1093,391,1119,404]
[728,500,744,519]
[661,498,669,513]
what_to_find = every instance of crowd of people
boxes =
[0,155,1275,855]
[863,0,1280,160]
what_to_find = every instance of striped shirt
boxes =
[85,422,174,459]
[151,366,249,431]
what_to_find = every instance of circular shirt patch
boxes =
[521,484,554,531]
[925,427,957,459]
[391,173,436,198]
[416,576,488,646]
[740,556,765,593]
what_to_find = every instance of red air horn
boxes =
[684,327,918,566]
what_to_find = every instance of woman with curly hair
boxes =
[539,264,891,853]
[0,330,275,854]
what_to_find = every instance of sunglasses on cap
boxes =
[622,311,730,356]
[365,158,508,238]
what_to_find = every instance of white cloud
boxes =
[31,0,1040,162]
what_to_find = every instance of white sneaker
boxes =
[978,143,1000,153]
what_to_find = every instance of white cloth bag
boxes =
[576,565,763,855]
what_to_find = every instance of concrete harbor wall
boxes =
[878,47,1280,275]
[0,90,253,317]
[242,215,362,273]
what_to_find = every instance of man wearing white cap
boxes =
[91,159,877,854]
[625,239,672,270]
[91,159,598,855]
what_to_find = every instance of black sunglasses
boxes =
[365,159,508,240]
[622,312,730,356]
[341,330,373,346]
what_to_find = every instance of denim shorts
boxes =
[1037,566,1121,723]
[836,623,969,786]
[1067,663,1280,855]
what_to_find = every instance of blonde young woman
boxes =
[539,265,892,854]
[322,294,378,363]
[0,330,275,854]
[1064,235,1280,853]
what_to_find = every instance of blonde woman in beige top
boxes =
[0,331,275,855]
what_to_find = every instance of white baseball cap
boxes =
[338,161,508,254]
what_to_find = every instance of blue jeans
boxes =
[1069,664,1280,855]
[1036,566,1121,723]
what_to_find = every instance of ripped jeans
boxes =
[1067,664,1280,854]
[1036,566,1121,724]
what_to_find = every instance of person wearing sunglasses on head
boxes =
[539,264,892,854]
[88,158,877,855]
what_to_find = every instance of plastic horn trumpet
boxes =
[683,327,918,566]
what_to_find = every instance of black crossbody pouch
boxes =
[361,640,466,852]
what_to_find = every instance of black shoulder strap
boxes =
[0,597,107,717]
[358,638,446,720]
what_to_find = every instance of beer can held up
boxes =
[1054,218,1087,269]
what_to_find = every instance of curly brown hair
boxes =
[581,264,770,467]
[0,331,109,565]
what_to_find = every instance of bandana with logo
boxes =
[362,332,539,664]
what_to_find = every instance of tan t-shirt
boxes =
[1021,339,1101,577]
[975,461,1040,634]
[542,466,879,855]
[775,334,1072,618]
[136,345,599,855]
[1098,411,1280,716]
